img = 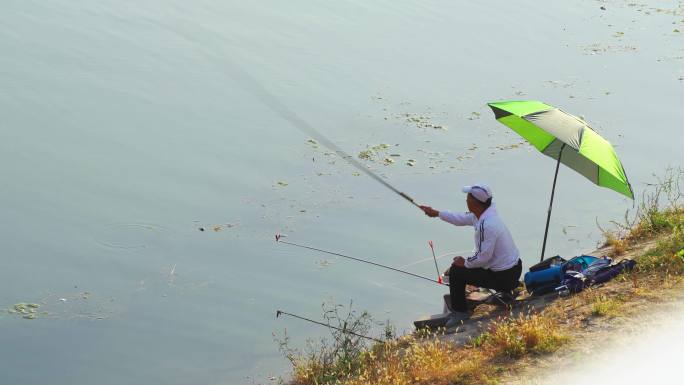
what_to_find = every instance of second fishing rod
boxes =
[276,234,448,286]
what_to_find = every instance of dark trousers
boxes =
[449,259,522,312]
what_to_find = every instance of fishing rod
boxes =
[224,58,420,209]
[428,240,442,284]
[276,310,383,343]
[276,234,447,286]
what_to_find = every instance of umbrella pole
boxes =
[540,144,565,262]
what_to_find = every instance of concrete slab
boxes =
[413,312,450,330]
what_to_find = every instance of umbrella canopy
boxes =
[488,100,634,261]
[488,100,634,199]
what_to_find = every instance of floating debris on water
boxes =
[12,303,39,314]
[407,159,417,166]
[383,157,395,165]
[198,221,239,233]
[495,142,526,151]
[562,225,578,235]
[468,112,481,120]
[315,259,332,268]
[398,112,447,130]
[7,303,42,320]
[358,149,373,160]
[358,143,393,162]
[545,79,576,89]
[277,181,289,187]
[581,43,638,55]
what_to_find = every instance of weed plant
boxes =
[599,167,684,260]
[278,305,569,385]
[590,294,620,317]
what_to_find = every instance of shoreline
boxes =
[278,190,684,385]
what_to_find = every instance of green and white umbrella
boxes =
[487,100,634,261]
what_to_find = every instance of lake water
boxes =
[1,0,682,384]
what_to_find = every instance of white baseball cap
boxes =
[462,184,493,203]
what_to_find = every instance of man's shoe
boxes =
[445,311,470,329]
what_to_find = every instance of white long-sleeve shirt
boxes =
[438,204,520,271]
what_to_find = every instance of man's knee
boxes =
[449,265,467,280]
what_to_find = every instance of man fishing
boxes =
[420,184,522,328]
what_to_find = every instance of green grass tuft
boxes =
[591,295,620,317]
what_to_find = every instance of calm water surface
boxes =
[1,0,682,384]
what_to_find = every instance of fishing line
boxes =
[398,250,471,269]
[276,234,447,286]
[164,24,421,208]
[224,58,420,208]
[276,310,383,343]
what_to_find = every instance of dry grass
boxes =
[285,309,571,385]
[603,232,629,257]
[590,294,621,317]
[343,337,496,385]
[286,332,498,385]
[484,313,569,358]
